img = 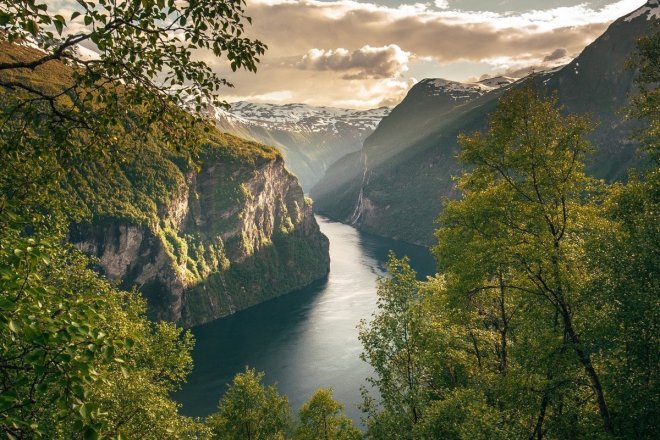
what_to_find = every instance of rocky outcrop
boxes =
[71,154,329,327]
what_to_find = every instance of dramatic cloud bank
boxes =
[48,0,647,107]
[211,0,644,108]
[139,0,641,108]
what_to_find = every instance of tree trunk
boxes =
[530,392,549,440]
[561,307,613,434]
[549,236,613,434]
[498,271,508,374]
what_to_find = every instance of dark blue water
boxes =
[175,216,435,424]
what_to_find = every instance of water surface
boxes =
[176,216,435,423]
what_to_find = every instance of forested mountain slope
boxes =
[312,3,658,245]
[1,42,330,327]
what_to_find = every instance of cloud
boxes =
[295,45,410,79]
[543,48,568,61]
[216,0,644,108]
[332,77,417,108]
[480,48,576,79]
[245,0,644,64]
[220,66,417,109]
[227,90,294,104]
[47,0,646,108]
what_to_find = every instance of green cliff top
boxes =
[0,41,281,228]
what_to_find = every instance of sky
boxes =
[50,0,647,109]
[204,0,645,108]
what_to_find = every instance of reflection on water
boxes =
[175,216,435,424]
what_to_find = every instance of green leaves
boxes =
[358,85,659,439]
[0,0,266,157]
[0,227,208,438]
[359,253,429,436]
[0,0,264,438]
[295,388,361,440]
[22,19,39,36]
[52,14,65,35]
[432,85,616,436]
[207,367,290,439]
[7,319,19,334]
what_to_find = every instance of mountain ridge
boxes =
[311,2,657,245]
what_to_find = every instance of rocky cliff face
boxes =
[71,152,329,327]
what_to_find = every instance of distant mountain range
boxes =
[311,1,658,245]
[206,101,389,190]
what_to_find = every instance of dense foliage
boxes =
[0,0,265,110]
[207,368,291,440]
[0,0,270,438]
[0,225,211,438]
[295,388,361,440]
[1,1,656,438]
[206,371,360,440]
[359,81,658,438]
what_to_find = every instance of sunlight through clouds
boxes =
[48,0,647,107]
[226,0,645,107]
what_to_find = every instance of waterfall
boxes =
[349,152,369,225]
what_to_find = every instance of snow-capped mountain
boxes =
[207,102,390,190]
[420,78,490,100]
[624,0,660,21]
[218,102,388,134]
[420,77,516,100]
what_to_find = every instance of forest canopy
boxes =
[358,37,659,438]
[0,0,267,438]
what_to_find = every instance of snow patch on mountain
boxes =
[214,102,390,134]
[478,76,517,88]
[419,76,514,101]
[625,0,660,22]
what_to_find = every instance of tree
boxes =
[0,0,265,437]
[0,0,266,221]
[358,253,428,438]
[584,175,659,438]
[582,30,660,438]
[358,54,658,439]
[207,368,291,440]
[0,0,265,111]
[433,85,615,437]
[0,227,211,439]
[294,388,361,440]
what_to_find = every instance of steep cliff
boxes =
[69,133,329,327]
[312,3,656,245]
[0,40,330,327]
